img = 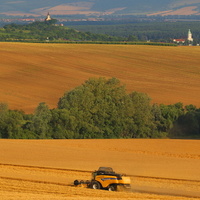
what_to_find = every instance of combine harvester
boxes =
[74,167,131,191]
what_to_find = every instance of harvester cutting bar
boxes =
[74,180,91,187]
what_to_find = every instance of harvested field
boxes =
[0,139,200,199]
[0,43,200,113]
[150,6,199,15]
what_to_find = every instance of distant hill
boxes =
[0,20,129,41]
[1,0,200,16]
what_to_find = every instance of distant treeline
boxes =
[1,19,199,45]
[14,40,176,46]
[0,77,199,139]
[0,20,178,46]
[69,21,200,44]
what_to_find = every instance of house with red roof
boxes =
[173,38,186,44]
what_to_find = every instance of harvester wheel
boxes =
[108,184,117,191]
[74,180,79,186]
[91,181,101,190]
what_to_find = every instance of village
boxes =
[173,29,198,45]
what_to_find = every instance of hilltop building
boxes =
[44,13,63,26]
[45,12,52,21]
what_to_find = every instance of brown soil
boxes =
[149,6,199,16]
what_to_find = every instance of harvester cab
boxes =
[74,167,131,191]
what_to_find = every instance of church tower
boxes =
[45,12,52,21]
[188,29,193,43]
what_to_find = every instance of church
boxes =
[187,29,193,42]
[173,29,193,44]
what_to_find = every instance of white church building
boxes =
[173,29,194,45]
[187,29,193,43]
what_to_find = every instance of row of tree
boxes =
[70,21,200,44]
[0,78,199,139]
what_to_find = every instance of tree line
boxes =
[69,21,200,44]
[0,77,199,139]
[1,18,200,44]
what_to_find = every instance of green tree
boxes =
[127,35,138,41]
[151,103,168,138]
[169,106,200,138]
[0,103,9,138]
[0,103,25,138]
[58,77,134,138]
[158,102,184,134]
[30,102,52,139]
[50,108,78,139]
[128,92,155,138]
[185,104,197,112]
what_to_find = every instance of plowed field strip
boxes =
[1,163,200,184]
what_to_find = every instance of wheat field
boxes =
[0,42,200,113]
[0,139,200,199]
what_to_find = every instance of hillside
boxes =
[0,21,126,42]
[0,43,200,113]
[1,0,200,16]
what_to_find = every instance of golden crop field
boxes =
[0,42,200,113]
[0,139,200,199]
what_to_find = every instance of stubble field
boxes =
[0,139,200,199]
[0,42,200,113]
